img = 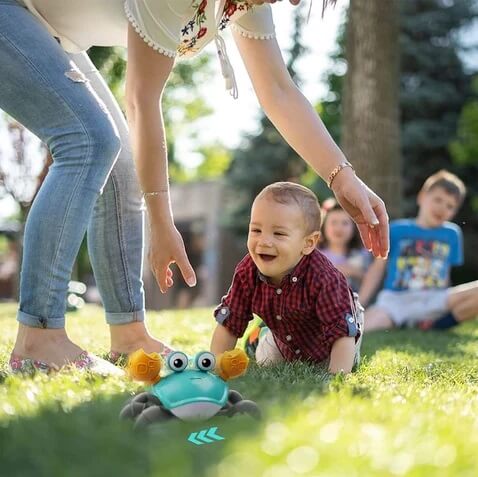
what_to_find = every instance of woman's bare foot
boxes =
[109,322,173,356]
[12,323,84,367]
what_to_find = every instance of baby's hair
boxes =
[319,198,361,254]
[421,169,466,206]
[256,182,321,234]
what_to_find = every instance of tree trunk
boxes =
[342,0,402,218]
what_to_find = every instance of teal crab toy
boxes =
[120,349,260,428]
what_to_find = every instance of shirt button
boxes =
[286,335,292,341]
[221,308,227,315]
[276,288,282,295]
[276,315,282,321]
[292,276,298,283]
[295,349,301,354]
[348,317,354,323]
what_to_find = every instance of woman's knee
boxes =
[51,111,121,177]
[86,113,122,168]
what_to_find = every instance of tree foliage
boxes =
[319,0,478,280]
[88,47,215,182]
[320,0,478,209]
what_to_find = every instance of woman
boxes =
[1,0,388,373]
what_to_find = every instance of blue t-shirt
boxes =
[384,219,463,291]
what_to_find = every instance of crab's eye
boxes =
[167,351,188,372]
[195,352,216,372]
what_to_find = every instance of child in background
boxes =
[360,170,478,331]
[319,198,372,292]
[210,182,363,374]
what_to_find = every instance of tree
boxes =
[225,6,309,236]
[400,0,477,212]
[321,0,478,216]
[320,0,478,281]
[342,0,402,218]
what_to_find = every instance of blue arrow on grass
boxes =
[188,426,225,445]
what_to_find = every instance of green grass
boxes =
[1,303,478,477]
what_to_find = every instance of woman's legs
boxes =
[0,2,121,365]
[70,53,171,356]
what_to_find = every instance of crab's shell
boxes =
[150,370,228,421]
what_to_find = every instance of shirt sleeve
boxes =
[231,5,276,40]
[315,272,361,351]
[450,225,464,266]
[214,260,254,338]
[124,0,193,57]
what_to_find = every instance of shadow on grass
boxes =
[0,392,262,477]
[362,320,478,361]
[0,364,333,477]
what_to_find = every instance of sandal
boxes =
[9,351,124,377]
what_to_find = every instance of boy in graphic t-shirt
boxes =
[360,170,478,331]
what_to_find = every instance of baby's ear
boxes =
[303,231,321,255]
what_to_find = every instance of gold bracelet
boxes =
[142,189,169,198]
[327,161,354,188]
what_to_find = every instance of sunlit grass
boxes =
[1,303,478,476]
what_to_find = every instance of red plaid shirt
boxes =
[214,249,361,364]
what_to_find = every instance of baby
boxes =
[210,182,363,373]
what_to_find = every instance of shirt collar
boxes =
[256,253,311,286]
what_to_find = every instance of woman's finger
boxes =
[176,249,197,288]
[374,202,390,257]
[369,226,381,258]
[357,223,372,251]
[153,262,171,294]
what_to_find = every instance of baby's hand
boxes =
[127,348,162,384]
[215,349,249,381]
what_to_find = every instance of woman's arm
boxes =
[233,33,389,258]
[125,25,196,292]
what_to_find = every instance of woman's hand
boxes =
[331,167,389,258]
[148,223,196,294]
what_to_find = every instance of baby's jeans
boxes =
[0,0,145,328]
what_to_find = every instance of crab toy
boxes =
[120,348,261,428]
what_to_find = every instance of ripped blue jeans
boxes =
[0,0,146,328]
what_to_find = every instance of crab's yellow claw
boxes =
[216,349,249,381]
[127,348,161,384]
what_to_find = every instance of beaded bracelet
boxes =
[327,161,354,188]
[142,189,169,198]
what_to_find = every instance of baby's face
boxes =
[247,196,310,285]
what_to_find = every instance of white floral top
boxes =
[126,0,276,59]
[21,1,275,96]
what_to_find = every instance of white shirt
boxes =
[20,0,276,97]
[20,0,275,56]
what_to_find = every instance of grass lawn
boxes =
[1,303,478,477]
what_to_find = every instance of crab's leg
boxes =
[119,392,159,420]
[230,400,262,420]
[228,389,243,404]
[134,405,174,429]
